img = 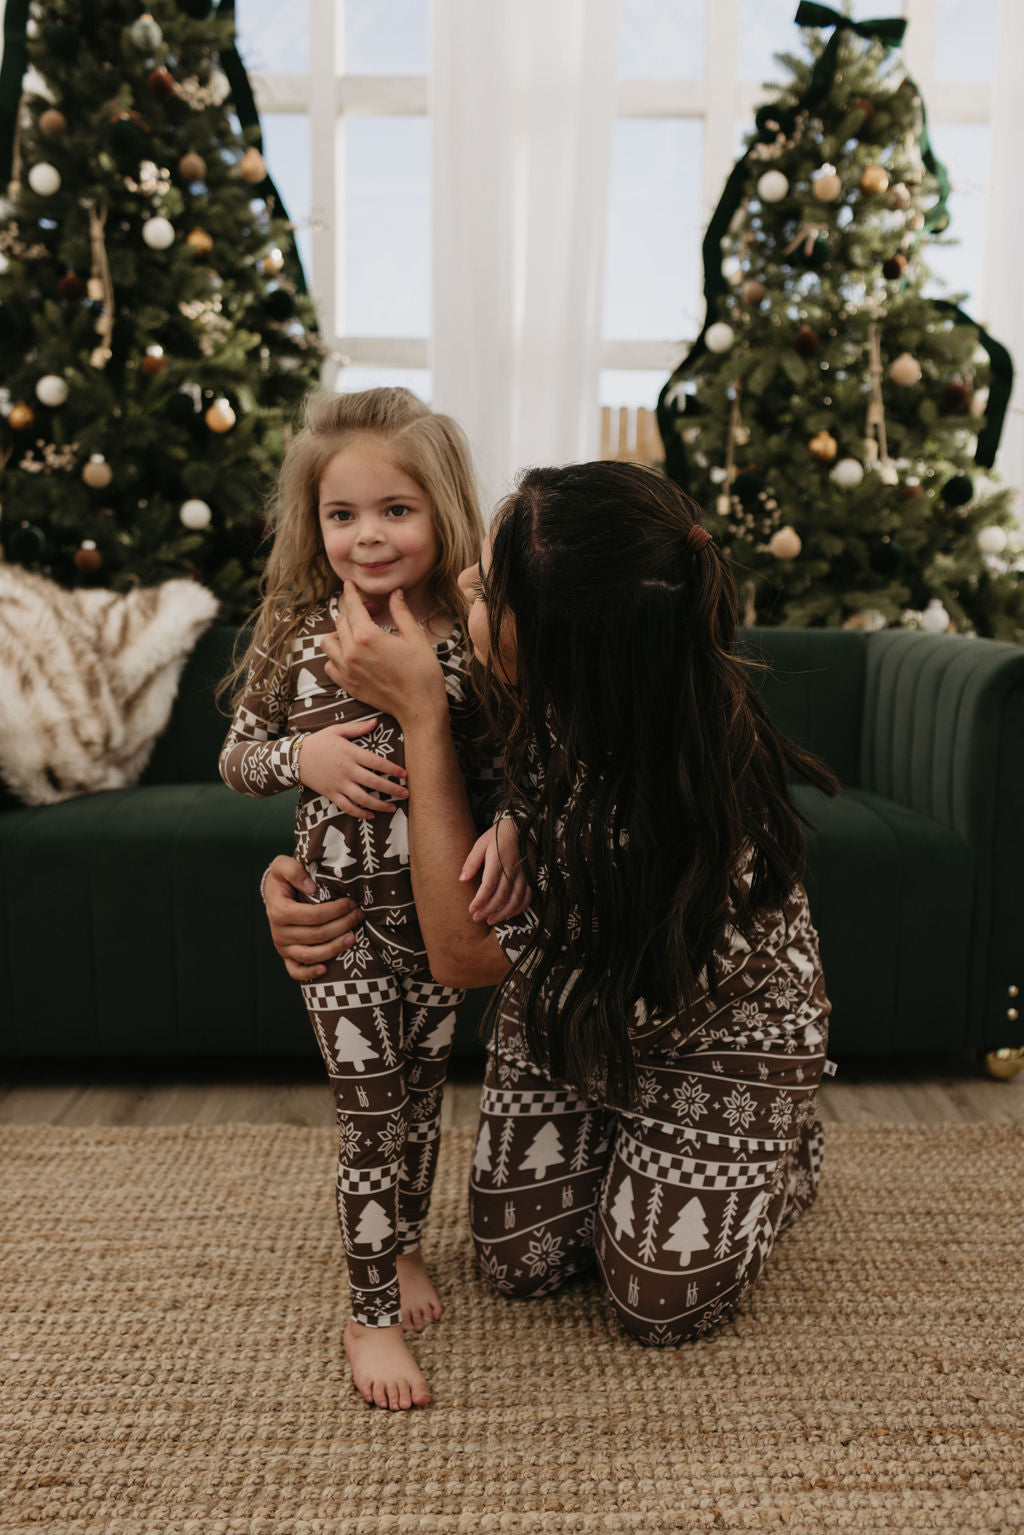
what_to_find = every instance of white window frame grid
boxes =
[250,0,1022,407]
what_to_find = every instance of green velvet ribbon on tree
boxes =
[658,0,1011,478]
[0,0,30,187]
[215,0,311,299]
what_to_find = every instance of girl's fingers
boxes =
[354,753,409,783]
[334,716,378,738]
[460,843,486,882]
[356,769,408,798]
[334,794,373,820]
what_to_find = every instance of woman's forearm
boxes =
[401,706,511,989]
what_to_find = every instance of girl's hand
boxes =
[320,584,447,725]
[298,718,408,819]
[460,818,531,925]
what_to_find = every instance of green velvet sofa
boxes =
[1,623,1022,1071]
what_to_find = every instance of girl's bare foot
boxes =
[396,1248,443,1331]
[343,1320,431,1410]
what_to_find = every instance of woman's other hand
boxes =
[263,854,364,980]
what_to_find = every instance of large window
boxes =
[242,0,1012,420]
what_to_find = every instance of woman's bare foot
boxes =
[343,1320,431,1410]
[396,1248,443,1332]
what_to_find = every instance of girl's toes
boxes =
[412,1379,432,1407]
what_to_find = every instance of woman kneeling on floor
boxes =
[265,460,839,1370]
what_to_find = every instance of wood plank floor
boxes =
[1,1052,1022,1127]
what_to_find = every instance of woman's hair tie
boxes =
[686,524,714,552]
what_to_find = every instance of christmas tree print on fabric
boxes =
[519,1123,565,1182]
[332,1016,379,1073]
[663,1196,710,1266]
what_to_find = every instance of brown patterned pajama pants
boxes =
[472,889,830,1344]
[301,933,463,1328]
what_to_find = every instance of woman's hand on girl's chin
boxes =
[321,583,447,722]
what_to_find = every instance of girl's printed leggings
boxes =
[469,1015,827,1346]
[302,942,463,1327]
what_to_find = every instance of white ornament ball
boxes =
[130,12,163,51]
[878,462,900,486]
[889,352,922,387]
[209,69,231,106]
[921,598,951,634]
[978,525,1008,555]
[705,322,736,354]
[970,388,989,419]
[710,467,728,484]
[769,526,802,560]
[831,457,865,489]
[142,216,175,250]
[734,425,751,446]
[757,170,789,204]
[180,498,212,531]
[82,454,113,489]
[35,373,69,407]
[28,162,61,197]
[811,165,841,202]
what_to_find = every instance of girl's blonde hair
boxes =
[225,387,484,708]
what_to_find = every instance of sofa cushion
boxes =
[793,784,973,1053]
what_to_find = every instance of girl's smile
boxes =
[319,441,439,621]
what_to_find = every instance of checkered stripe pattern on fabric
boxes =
[338,1162,402,1197]
[302,975,397,1009]
[618,1129,774,1191]
[405,1117,441,1145]
[403,978,462,1009]
[632,1117,800,1156]
[481,1084,591,1118]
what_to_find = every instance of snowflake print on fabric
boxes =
[672,1078,711,1121]
[377,1116,406,1162]
[769,1096,794,1135]
[478,1244,512,1293]
[636,1072,660,1111]
[732,999,769,1030]
[496,1055,522,1088]
[644,1323,678,1348]
[340,937,372,974]
[524,1229,564,1278]
[361,722,397,758]
[410,1085,443,1123]
[336,1116,361,1161]
[694,1296,733,1337]
[720,1087,759,1132]
[764,974,800,1010]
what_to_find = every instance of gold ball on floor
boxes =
[983,1047,1024,1081]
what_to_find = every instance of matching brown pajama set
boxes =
[220,597,500,1328]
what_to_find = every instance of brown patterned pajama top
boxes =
[474,847,833,1346]
[220,598,500,1327]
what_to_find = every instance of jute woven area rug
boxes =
[1,1123,1022,1535]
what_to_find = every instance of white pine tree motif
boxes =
[735,1190,770,1267]
[715,1189,739,1259]
[519,1123,565,1181]
[354,1199,393,1251]
[639,1182,663,1264]
[412,1140,433,1192]
[333,1016,379,1073]
[359,816,378,874]
[663,1196,710,1266]
[322,825,356,875]
[570,1116,591,1173]
[473,1121,493,1176]
[295,666,318,706]
[421,1010,456,1056]
[383,805,409,864]
[493,1119,514,1186]
[312,1013,336,1070]
[372,1005,398,1067]
[609,1175,636,1241]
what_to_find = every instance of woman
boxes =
[265,461,838,1352]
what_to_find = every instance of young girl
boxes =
[220,388,524,1412]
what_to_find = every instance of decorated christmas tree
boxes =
[0,0,322,619]
[657,2,1021,640]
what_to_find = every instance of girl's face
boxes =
[318,440,439,620]
[459,532,517,680]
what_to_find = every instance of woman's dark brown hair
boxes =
[481,460,840,1108]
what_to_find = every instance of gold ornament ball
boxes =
[205,397,236,433]
[261,247,285,276]
[186,227,214,255]
[8,403,36,431]
[769,526,802,560]
[74,541,103,574]
[179,151,207,182]
[984,1047,1024,1081]
[715,493,732,517]
[87,276,105,301]
[889,351,922,387]
[860,164,889,195]
[82,454,113,489]
[141,345,167,377]
[39,108,68,137]
[811,165,842,202]
[809,430,838,463]
[239,146,267,183]
[741,279,766,307]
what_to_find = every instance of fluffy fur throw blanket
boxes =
[0,566,218,804]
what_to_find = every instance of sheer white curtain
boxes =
[431,0,620,513]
